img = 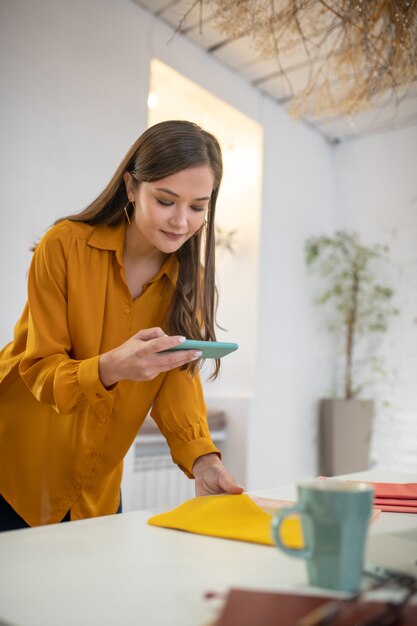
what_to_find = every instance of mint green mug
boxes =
[271,480,374,592]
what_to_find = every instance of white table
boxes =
[0,470,416,626]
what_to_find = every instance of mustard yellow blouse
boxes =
[0,220,218,526]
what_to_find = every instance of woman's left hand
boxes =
[192,453,244,496]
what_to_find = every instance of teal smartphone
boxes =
[162,340,239,359]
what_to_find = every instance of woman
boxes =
[0,120,243,531]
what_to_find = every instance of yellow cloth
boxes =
[148,493,304,548]
[0,220,219,526]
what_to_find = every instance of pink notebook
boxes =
[319,477,417,513]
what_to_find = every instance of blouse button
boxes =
[100,417,107,424]
[124,307,131,315]
[96,392,103,399]
[90,450,98,458]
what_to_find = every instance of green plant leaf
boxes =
[304,229,398,398]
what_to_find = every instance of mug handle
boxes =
[271,503,312,559]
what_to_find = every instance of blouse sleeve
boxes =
[150,366,220,478]
[18,224,115,414]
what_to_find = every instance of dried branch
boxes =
[181,1,417,117]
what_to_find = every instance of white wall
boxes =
[334,127,417,473]
[0,0,335,492]
[0,0,151,340]
[247,100,336,489]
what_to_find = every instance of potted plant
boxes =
[304,231,398,475]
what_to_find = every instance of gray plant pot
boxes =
[319,398,374,476]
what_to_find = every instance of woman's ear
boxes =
[123,171,135,201]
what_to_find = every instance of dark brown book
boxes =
[215,588,417,626]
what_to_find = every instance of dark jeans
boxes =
[0,493,122,532]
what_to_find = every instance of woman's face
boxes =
[125,165,214,255]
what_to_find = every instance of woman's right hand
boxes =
[98,327,201,388]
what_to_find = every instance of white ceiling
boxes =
[133,0,417,143]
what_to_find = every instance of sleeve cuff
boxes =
[170,437,221,478]
[77,355,117,405]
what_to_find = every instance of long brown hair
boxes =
[59,120,223,378]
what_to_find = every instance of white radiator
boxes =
[132,430,226,510]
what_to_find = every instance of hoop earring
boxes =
[124,201,133,225]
